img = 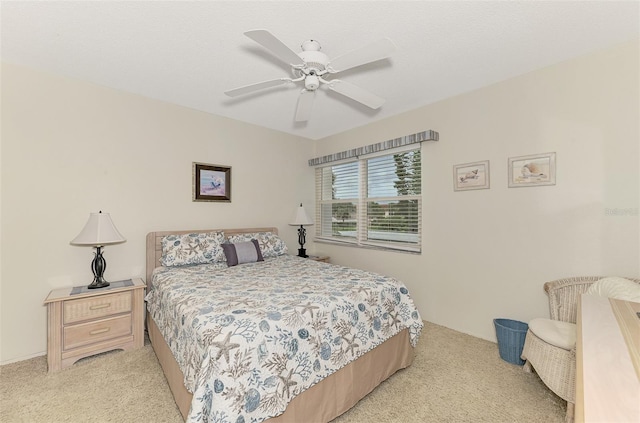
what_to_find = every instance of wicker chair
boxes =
[521,276,640,423]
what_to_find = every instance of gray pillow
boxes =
[227,232,288,258]
[222,239,264,267]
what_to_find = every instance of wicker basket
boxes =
[494,318,529,365]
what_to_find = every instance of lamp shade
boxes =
[70,211,126,246]
[289,203,314,226]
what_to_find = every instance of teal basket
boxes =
[493,318,528,365]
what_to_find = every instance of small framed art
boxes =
[192,162,231,202]
[508,152,556,188]
[453,160,490,191]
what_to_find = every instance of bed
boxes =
[145,227,423,423]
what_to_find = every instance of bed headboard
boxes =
[145,227,278,289]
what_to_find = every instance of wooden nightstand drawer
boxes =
[45,278,145,372]
[63,314,132,350]
[63,291,132,324]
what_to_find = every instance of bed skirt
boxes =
[147,315,415,422]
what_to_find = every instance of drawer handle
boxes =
[89,328,110,336]
[90,303,111,310]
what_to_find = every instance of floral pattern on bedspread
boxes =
[145,255,423,423]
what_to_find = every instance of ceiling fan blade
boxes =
[244,29,305,67]
[224,78,290,97]
[295,89,315,122]
[328,80,385,109]
[328,38,396,73]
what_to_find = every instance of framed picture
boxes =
[192,162,231,202]
[453,160,490,191]
[508,152,556,188]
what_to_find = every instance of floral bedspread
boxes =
[145,255,423,423]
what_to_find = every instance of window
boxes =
[315,146,421,252]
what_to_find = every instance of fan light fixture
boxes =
[70,211,126,289]
[225,29,396,122]
[289,203,314,258]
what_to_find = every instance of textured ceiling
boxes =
[2,1,638,140]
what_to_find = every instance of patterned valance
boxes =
[308,130,439,166]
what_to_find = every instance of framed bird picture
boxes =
[453,160,490,191]
[508,153,556,188]
[192,162,232,202]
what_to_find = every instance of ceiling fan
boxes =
[224,29,396,122]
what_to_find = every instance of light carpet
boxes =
[0,322,565,422]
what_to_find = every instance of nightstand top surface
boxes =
[44,278,145,304]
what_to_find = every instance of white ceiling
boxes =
[2,1,638,140]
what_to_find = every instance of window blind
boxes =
[315,147,422,252]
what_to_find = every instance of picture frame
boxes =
[508,152,556,188]
[453,160,490,191]
[192,162,231,202]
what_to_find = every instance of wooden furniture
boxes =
[576,294,640,423]
[306,254,329,263]
[44,278,145,372]
[146,228,416,422]
[521,276,640,423]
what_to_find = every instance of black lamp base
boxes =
[88,277,110,289]
[297,226,309,258]
[88,246,110,289]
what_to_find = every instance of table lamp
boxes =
[289,203,314,257]
[70,211,126,289]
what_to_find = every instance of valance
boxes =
[308,130,438,167]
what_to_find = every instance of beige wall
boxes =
[0,63,314,363]
[312,40,640,341]
[1,40,638,363]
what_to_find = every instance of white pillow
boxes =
[529,318,576,351]
[586,276,640,303]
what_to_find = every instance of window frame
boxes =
[315,144,422,253]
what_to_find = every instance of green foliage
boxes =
[333,203,356,222]
[367,200,418,233]
[393,150,421,196]
[328,149,421,237]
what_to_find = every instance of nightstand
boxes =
[43,278,145,372]
[307,255,330,263]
